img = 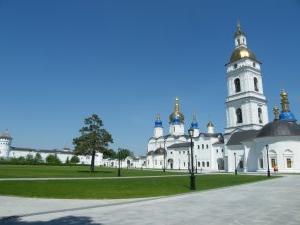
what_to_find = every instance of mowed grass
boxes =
[0,175,272,199]
[0,165,180,178]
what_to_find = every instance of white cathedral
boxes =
[147,23,300,173]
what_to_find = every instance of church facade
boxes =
[147,99,224,172]
[147,23,300,173]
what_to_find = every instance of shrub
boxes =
[46,154,61,165]
[34,153,43,164]
[26,154,34,163]
[70,155,80,164]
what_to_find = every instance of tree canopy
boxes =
[103,148,117,159]
[118,148,134,160]
[73,114,113,172]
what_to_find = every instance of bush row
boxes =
[0,153,80,165]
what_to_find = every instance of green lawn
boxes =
[0,165,180,178]
[0,175,273,199]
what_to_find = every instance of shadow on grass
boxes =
[0,216,102,225]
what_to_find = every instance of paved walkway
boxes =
[1,175,300,225]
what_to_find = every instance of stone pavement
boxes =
[1,175,300,225]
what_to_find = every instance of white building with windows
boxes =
[147,100,225,172]
[0,132,103,165]
[146,22,300,173]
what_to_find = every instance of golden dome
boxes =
[169,97,184,123]
[230,47,257,63]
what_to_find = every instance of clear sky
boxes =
[0,0,299,155]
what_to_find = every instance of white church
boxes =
[147,23,300,173]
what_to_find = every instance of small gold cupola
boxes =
[280,89,290,112]
[278,89,296,122]
[272,105,280,120]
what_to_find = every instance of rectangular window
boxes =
[271,158,276,168]
[259,158,263,169]
[287,158,292,168]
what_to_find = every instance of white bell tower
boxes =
[225,22,269,134]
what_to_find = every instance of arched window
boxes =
[239,160,244,169]
[237,38,241,45]
[259,156,263,169]
[258,107,263,123]
[269,150,277,168]
[254,77,259,91]
[234,78,241,93]
[284,150,293,169]
[236,108,243,123]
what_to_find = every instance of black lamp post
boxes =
[266,144,271,177]
[234,152,237,175]
[195,155,198,173]
[188,128,196,190]
[163,139,166,172]
[118,149,121,177]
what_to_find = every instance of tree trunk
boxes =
[90,150,96,172]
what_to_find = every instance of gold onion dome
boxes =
[230,21,258,63]
[169,97,184,123]
[230,47,257,63]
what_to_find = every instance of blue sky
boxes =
[0,0,299,155]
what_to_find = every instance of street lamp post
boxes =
[266,144,271,177]
[163,139,166,172]
[195,155,198,173]
[188,128,196,190]
[234,152,237,175]
[118,149,121,177]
